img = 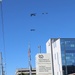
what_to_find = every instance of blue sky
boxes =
[0,0,75,75]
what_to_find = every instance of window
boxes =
[55,54,56,60]
[57,52,59,65]
[71,44,75,47]
[57,72,59,75]
[53,42,56,48]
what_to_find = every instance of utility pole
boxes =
[0,1,6,75]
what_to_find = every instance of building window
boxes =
[55,54,56,60]
[71,44,75,47]
[57,72,59,75]
[54,42,56,48]
[57,53,59,65]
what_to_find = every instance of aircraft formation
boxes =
[30,12,48,16]
[30,12,48,31]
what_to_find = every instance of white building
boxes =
[46,39,63,75]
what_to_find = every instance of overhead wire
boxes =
[0,1,7,75]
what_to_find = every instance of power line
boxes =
[0,1,7,75]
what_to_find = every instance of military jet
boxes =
[42,12,48,14]
[46,12,48,14]
[30,13,36,16]
[30,29,35,31]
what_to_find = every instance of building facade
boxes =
[46,38,75,75]
[15,68,36,75]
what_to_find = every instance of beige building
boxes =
[15,68,36,75]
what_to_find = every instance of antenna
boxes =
[38,45,41,53]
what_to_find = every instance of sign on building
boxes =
[36,53,52,75]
